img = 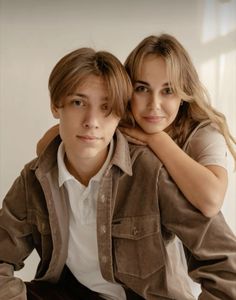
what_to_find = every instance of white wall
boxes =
[1,0,236,293]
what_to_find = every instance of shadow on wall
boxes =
[199,0,236,233]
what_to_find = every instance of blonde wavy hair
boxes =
[124,34,236,165]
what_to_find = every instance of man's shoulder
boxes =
[128,143,163,172]
[22,137,59,178]
[22,157,40,174]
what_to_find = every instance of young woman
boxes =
[119,35,236,296]
[121,34,236,217]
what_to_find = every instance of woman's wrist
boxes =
[147,131,168,147]
[147,131,177,160]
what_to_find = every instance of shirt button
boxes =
[100,225,106,234]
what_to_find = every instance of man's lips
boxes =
[77,135,102,142]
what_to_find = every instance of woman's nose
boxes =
[148,93,162,109]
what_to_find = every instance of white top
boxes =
[174,122,228,295]
[57,140,126,300]
[184,122,228,169]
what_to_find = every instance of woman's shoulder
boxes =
[190,121,224,140]
[183,121,227,167]
[192,121,223,138]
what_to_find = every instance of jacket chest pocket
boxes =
[112,214,164,279]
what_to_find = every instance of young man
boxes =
[0,47,236,300]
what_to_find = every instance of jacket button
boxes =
[133,227,138,236]
[101,256,107,263]
[100,225,106,234]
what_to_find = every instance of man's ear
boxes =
[51,103,60,119]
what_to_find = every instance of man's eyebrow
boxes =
[68,93,87,98]
[68,93,109,101]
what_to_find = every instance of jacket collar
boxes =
[110,129,132,176]
[30,129,132,177]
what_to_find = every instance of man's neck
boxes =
[64,151,107,186]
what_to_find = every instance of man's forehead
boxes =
[77,74,107,88]
[68,75,109,101]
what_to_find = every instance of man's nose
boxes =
[82,108,100,129]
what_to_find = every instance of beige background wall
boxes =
[1,0,236,295]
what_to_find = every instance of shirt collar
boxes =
[57,139,114,187]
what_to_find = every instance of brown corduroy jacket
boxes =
[1,130,236,300]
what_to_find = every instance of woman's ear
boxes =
[51,103,60,119]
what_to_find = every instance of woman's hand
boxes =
[119,126,151,145]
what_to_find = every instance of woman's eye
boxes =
[101,103,112,113]
[134,85,149,93]
[102,104,108,110]
[163,87,173,95]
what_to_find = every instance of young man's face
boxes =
[51,74,120,166]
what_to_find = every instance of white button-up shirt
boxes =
[57,140,126,300]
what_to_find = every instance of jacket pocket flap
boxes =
[112,215,159,240]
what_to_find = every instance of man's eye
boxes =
[72,99,83,106]
[134,85,149,93]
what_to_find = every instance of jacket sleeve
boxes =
[158,167,236,300]
[0,263,26,300]
[0,173,33,300]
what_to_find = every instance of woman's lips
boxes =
[143,116,165,123]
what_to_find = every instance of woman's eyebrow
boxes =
[134,80,149,85]
[134,81,171,88]
[162,82,170,87]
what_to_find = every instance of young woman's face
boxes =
[131,55,182,134]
